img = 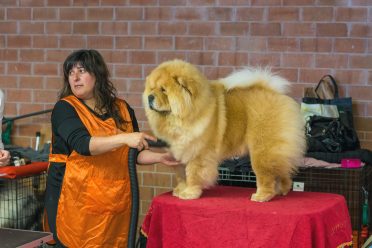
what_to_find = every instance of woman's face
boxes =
[68,64,96,100]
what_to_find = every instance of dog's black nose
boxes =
[148,95,155,105]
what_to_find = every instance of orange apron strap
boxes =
[48,133,68,164]
[49,154,68,163]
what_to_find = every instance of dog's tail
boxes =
[219,67,290,94]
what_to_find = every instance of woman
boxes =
[44,49,180,247]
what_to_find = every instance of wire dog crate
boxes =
[218,164,372,231]
[293,166,372,231]
[218,167,256,186]
[218,156,256,187]
[0,172,46,231]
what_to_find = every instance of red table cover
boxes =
[141,186,352,248]
[0,162,48,179]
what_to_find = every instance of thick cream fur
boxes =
[143,60,306,202]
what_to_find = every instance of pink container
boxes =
[341,158,362,168]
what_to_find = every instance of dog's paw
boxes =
[280,188,290,196]
[177,187,202,200]
[173,182,187,197]
[275,187,289,196]
[250,193,274,202]
[172,190,179,197]
[275,179,292,196]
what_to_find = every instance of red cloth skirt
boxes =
[141,186,352,248]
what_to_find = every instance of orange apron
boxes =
[49,95,133,248]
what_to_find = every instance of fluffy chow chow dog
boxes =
[143,60,306,202]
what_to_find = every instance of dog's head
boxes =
[143,60,208,119]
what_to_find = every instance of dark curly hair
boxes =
[59,49,127,130]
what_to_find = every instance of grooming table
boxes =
[0,228,53,248]
[141,186,353,248]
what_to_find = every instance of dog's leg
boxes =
[177,158,218,200]
[250,158,278,202]
[177,160,203,200]
[172,165,187,197]
[276,176,292,196]
[251,175,277,202]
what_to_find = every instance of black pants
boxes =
[44,171,66,248]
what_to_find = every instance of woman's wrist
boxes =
[137,150,161,165]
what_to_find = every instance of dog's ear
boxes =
[173,76,193,96]
[168,77,193,118]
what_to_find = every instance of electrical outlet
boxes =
[293,182,305,192]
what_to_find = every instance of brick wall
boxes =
[0,0,371,223]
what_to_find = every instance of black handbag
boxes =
[302,75,354,129]
[306,115,360,153]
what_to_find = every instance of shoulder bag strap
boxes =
[315,75,339,99]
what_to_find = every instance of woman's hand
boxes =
[158,152,182,166]
[0,149,11,166]
[123,132,157,151]
[137,150,182,166]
